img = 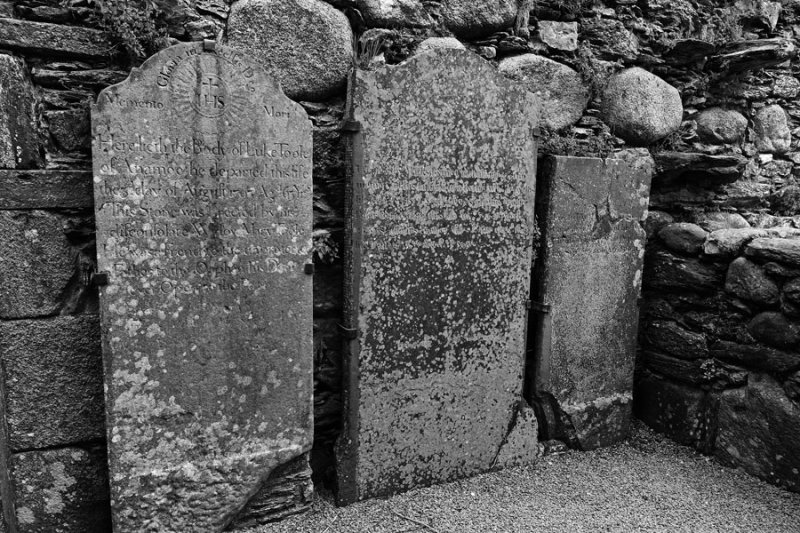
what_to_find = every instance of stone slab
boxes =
[0,17,111,60]
[0,316,104,451]
[0,171,92,209]
[336,49,541,504]
[530,153,653,450]
[92,42,313,531]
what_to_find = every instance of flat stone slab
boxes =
[530,153,654,450]
[92,42,313,532]
[336,49,541,504]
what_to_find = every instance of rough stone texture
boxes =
[0,210,83,318]
[651,152,747,189]
[0,54,41,169]
[695,107,748,144]
[658,223,708,255]
[634,371,711,450]
[47,108,90,153]
[416,37,465,54]
[746,237,800,267]
[356,0,432,27]
[640,320,708,360]
[227,0,353,101]
[747,312,800,350]
[0,171,93,209]
[716,374,800,492]
[725,257,780,306]
[643,210,674,239]
[92,42,313,531]
[537,21,578,52]
[753,104,792,154]
[0,17,111,60]
[643,249,724,293]
[492,403,540,469]
[580,17,639,62]
[703,228,769,259]
[440,0,517,38]
[337,49,540,504]
[0,316,104,451]
[601,67,683,145]
[10,446,111,533]
[711,340,800,375]
[228,455,313,529]
[531,153,653,451]
[498,54,589,131]
[694,212,750,232]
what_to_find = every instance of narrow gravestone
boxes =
[529,152,654,450]
[91,42,313,532]
[336,49,541,504]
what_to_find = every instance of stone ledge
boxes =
[0,17,112,60]
[0,170,93,210]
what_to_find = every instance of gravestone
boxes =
[529,152,654,450]
[336,49,541,504]
[91,42,313,532]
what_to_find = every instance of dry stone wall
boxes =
[0,0,799,530]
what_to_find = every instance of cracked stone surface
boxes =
[531,152,654,450]
[336,49,541,504]
[92,42,313,532]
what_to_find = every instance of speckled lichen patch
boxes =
[91,42,313,532]
[337,49,541,502]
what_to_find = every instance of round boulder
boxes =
[601,67,683,145]
[498,54,589,131]
[356,0,432,28]
[696,107,748,144]
[416,37,466,55]
[441,0,517,38]
[227,0,353,101]
[754,104,792,154]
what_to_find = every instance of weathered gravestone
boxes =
[529,152,654,450]
[336,49,541,504]
[91,41,313,532]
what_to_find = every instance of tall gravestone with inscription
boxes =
[91,42,313,532]
[529,153,654,450]
[335,49,541,504]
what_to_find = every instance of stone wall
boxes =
[0,0,798,530]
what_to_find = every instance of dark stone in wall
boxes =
[0,210,95,319]
[716,373,800,492]
[0,171,93,210]
[640,320,709,360]
[747,311,800,350]
[746,237,800,267]
[725,257,780,307]
[0,315,105,451]
[710,340,800,376]
[657,222,708,255]
[643,248,724,293]
[10,446,111,533]
[634,371,714,452]
[0,53,41,170]
[0,17,111,60]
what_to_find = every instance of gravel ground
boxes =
[247,423,800,532]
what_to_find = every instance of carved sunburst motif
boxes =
[170,53,252,124]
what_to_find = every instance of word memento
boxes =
[336,49,541,504]
[92,42,313,532]
[530,153,654,450]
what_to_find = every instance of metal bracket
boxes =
[92,271,110,287]
[340,119,362,133]
[338,324,359,340]
[530,300,551,314]
[304,262,315,275]
[203,39,216,52]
